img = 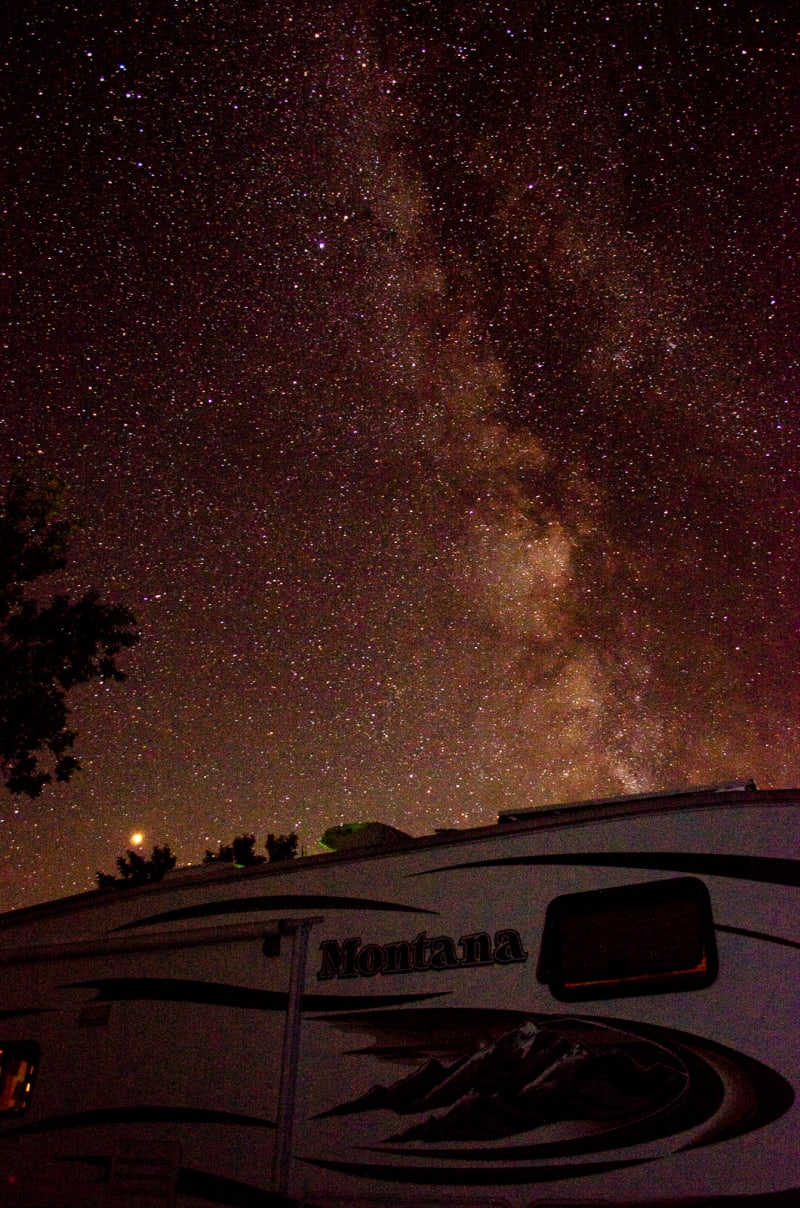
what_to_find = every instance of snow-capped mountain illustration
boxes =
[319,1018,689,1142]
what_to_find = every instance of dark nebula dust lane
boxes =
[1,2,797,911]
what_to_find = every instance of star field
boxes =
[1,1,797,911]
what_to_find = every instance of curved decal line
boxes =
[56,1157,800,1208]
[112,894,436,933]
[0,1106,274,1140]
[715,924,800,950]
[64,976,449,1013]
[303,1155,651,1185]
[0,1007,53,1020]
[413,851,800,887]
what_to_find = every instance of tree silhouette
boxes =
[204,833,266,866]
[0,467,139,795]
[266,832,298,863]
[203,841,235,864]
[203,832,298,865]
[97,844,177,888]
[233,833,266,865]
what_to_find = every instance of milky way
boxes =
[1,2,797,911]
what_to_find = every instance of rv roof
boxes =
[496,779,757,823]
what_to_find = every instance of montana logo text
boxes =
[317,929,528,980]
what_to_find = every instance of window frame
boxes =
[537,876,718,1002]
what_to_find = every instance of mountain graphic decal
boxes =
[319,1017,687,1142]
[314,1011,793,1161]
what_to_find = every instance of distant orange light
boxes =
[130,832,144,846]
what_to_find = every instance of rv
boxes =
[0,783,797,1206]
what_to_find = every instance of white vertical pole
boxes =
[271,917,317,1199]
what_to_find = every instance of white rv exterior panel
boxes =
[0,787,797,1207]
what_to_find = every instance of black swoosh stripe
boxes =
[63,1156,800,1207]
[0,1007,52,1020]
[0,1106,274,1140]
[66,976,449,1012]
[716,924,800,949]
[303,1155,651,1184]
[414,852,800,886]
[112,894,435,933]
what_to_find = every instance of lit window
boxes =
[0,1043,39,1116]
[537,877,718,1001]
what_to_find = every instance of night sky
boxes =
[1,1,797,913]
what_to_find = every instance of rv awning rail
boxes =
[0,918,316,965]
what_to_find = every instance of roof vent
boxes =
[319,821,413,853]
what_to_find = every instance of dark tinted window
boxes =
[538,877,717,1001]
